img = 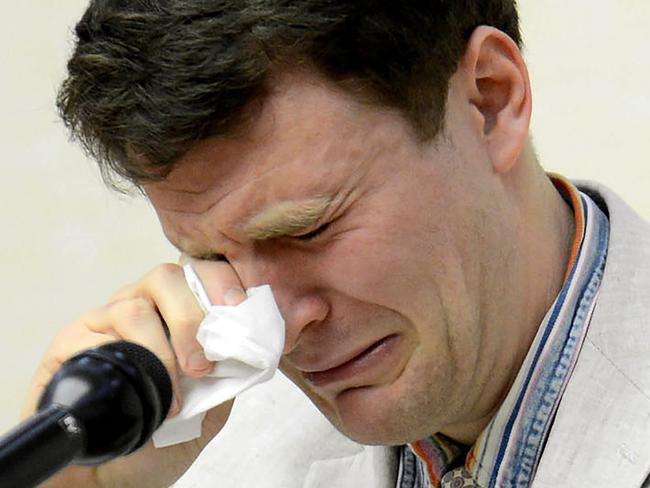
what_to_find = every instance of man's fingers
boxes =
[117,264,211,378]
[175,257,247,374]
[80,298,184,414]
[111,260,247,380]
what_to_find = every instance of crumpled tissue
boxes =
[152,264,285,448]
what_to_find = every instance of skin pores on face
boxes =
[145,71,527,446]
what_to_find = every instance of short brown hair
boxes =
[58,0,521,188]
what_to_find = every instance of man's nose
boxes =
[235,252,329,355]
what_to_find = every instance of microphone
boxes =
[0,341,172,488]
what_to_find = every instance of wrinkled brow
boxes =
[242,196,332,240]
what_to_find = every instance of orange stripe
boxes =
[548,174,585,282]
[465,446,476,468]
[411,440,441,485]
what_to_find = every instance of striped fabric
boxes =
[397,176,610,488]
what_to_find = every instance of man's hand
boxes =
[22,259,247,488]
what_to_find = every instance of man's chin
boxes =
[327,415,415,447]
[313,386,421,447]
[284,366,428,445]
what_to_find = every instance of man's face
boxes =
[146,71,519,445]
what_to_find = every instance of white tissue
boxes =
[152,264,285,448]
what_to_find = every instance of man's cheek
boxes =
[321,235,411,304]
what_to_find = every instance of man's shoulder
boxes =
[174,372,398,488]
[533,181,650,488]
[576,180,650,372]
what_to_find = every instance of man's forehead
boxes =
[145,70,409,256]
[153,138,246,192]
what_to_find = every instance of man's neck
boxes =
[440,154,577,446]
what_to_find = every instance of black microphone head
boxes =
[99,341,173,419]
[94,341,173,444]
[38,341,172,465]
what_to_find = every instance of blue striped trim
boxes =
[509,198,609,485]
[487,267,575,487]
[488,194,609,487]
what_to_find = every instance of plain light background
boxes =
[0,1,648,434]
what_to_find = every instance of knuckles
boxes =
[105,296,157,323]
[145,262,184,285]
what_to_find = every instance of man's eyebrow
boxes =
[242,196,332,240]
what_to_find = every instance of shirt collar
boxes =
[401,175,610,488]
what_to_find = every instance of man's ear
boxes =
[459,26,532,174]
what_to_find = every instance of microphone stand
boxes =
[0,405,85,486]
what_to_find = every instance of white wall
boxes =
[0,1,648,434]
[520,1,650,214]
[0,2,177,432]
